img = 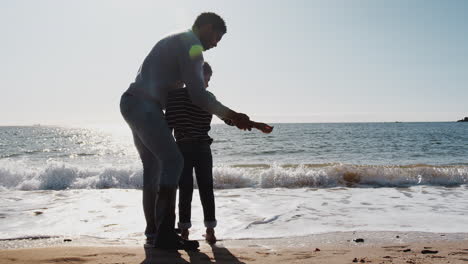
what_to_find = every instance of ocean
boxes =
[1,122,467,247]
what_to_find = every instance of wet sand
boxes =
[1,232,467,263]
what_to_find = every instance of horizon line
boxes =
[0,120,465,127]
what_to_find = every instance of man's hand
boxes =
[252,122,274,134]
[231,113,252,130]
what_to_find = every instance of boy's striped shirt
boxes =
[165,88,232,143]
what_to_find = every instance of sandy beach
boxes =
[1,232,467,264]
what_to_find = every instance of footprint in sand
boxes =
[101,252,137,257]
[382,245,410,252]
[238,256,256,261]
[332,250,350,255]
[449,251,468,256]
[382,245,409,248]
[284,255,314,261]
[294,255,315,260]
[82,254,98,257]
[46,257,86,263]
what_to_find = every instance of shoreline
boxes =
[1,231,467,249]
[1,232,467,263]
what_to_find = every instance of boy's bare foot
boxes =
[205,228,217,245]
[181,228,189,240]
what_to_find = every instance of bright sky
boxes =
[1,0,467,126]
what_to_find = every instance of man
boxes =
[120,12,252,250]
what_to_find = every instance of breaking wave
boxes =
[0,161,466,190]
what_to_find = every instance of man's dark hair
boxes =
[194,12,227,34]
[203,61,213,75]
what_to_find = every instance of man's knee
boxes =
[159,152,184,185]
[142,160,160,189]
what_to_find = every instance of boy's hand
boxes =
[253,122,274,133]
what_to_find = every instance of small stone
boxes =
[396,235,400,238]
[354,238,365,243]
[64,239,72,242]
[353,257,358,262]
[403,249,411,252]
[34,211,43,215]
[314,248,320,252]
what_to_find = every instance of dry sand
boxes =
[1,232,467,264]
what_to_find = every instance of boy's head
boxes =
[193,12,226,51]
[171,62,212,89]
[203,62,212,89]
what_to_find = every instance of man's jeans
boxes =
[120,92,183,239]
[177,141,217,229]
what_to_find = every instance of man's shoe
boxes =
[154,233,199,251]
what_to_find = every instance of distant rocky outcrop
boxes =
[457,117,468,122]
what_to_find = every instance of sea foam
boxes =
[0,160,466,190]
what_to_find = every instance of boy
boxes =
[165,62,273,244]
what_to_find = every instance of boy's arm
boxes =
[218,117,273,133]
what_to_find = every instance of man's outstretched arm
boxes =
[178,43,252,129]
[178,42,230,117]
